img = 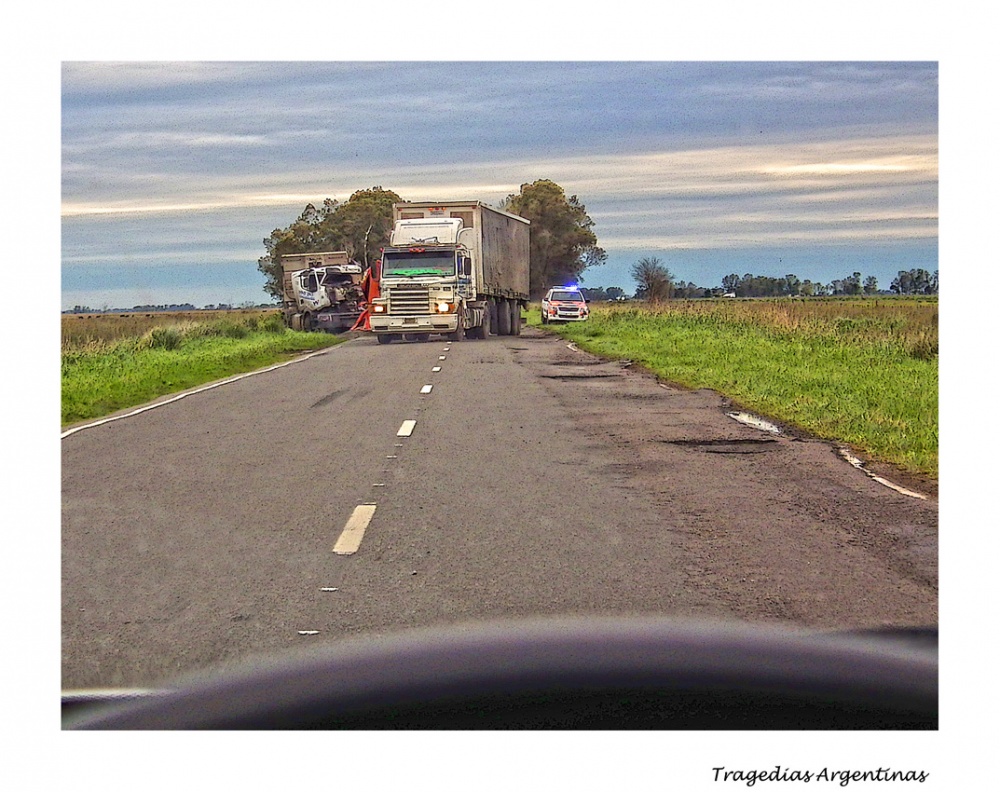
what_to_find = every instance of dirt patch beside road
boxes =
[510,327,937,629]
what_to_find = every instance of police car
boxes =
[541,286,590,324]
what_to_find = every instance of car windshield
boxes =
[59,61,941,770]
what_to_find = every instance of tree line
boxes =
[257,180,605,300]
[626,258,938,301]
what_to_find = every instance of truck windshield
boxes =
[382,250,456,277]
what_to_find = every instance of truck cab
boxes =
[281,254,364,332]
[370,218,473,341]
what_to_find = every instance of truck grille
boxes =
[387,284,432,315]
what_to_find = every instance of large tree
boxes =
[258,187,400,301]
[501,179,606,298]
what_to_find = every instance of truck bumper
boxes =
[370,314,459,334]
[315,312,361,333]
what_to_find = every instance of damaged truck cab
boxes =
[280,251,365,333]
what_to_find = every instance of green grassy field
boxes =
[531,297,938,477]
[61,310,342,426]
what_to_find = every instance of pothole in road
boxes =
[665,438,778,454]
[541,373,621,380]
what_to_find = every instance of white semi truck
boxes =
[279,251,365,333]
[369,201,530,343]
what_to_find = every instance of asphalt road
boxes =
[62,326,938,689]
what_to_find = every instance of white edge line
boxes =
[838,448,928,500]
[61,348,333,439]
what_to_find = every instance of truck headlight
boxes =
[435,301,455,314]
[372,303,386,313]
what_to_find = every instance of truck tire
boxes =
[511,301,522,335]
[496,298,512,335]
[470,303,489,340]
[376,334,393,345]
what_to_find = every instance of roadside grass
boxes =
[61,311,342,426]
[529,298,938,477]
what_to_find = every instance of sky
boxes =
[60,60,938,309]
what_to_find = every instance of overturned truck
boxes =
[280,251,365,333]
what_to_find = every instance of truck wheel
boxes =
[376,334,393,345]
[496,298,512,335]
[512,301,522,335]
[301,312,313,332]
[476,303,492,339]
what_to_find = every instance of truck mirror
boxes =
[463,257,472,278]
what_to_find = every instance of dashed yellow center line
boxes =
[333,504,377,555]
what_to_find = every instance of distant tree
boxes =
[673,280,707,298]
[631,257,674,302]
[864,275,878,295]
[721,273,741,294]
[501,179,606,298]
[891,268,936,295]
[843,272,863,296]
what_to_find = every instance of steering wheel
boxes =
[65,617,937,729]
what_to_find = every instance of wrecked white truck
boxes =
[279,251,365,333]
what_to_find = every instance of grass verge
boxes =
[530,299,937,478]
[62,313,343,426]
